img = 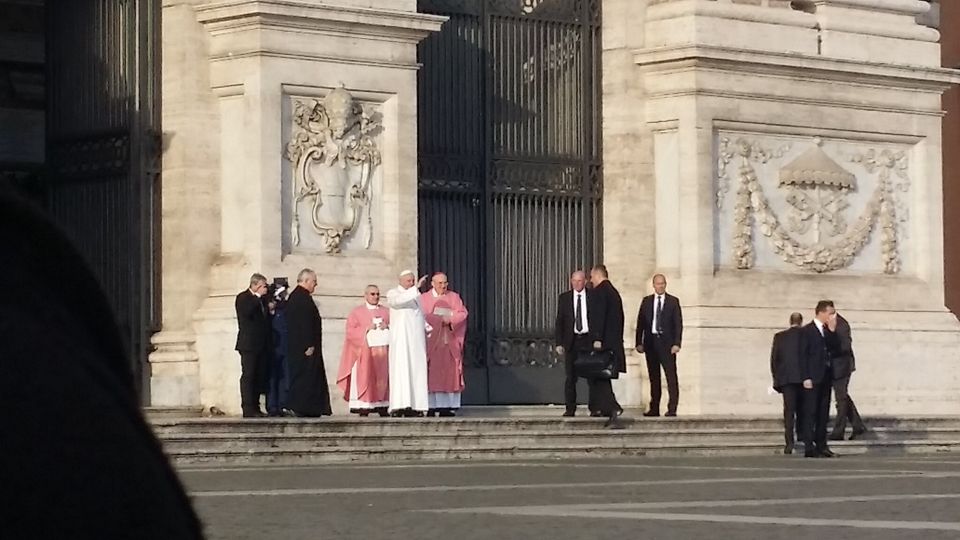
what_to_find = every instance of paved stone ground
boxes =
[180,454,960,540]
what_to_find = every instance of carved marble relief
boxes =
[283,86,382,254]
[716,133,912,274]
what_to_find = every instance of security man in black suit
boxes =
[635,273,683,417]
[555,269,622,428]
[770,312,805,454]
[235,273,271,417]
[800,300,840,458]
[827,304,868,441]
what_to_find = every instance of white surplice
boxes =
[386,284,429,412]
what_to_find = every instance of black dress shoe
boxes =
[643,411,660,417]
[849,428,868,440]
[589,411,602,417]
[604,415,626,430]
[819,449,836,458]
[664,412,677,417]
[562,411,575,417]
[784,445,793,455]
[281,408,298,417]
[804,450,817,458]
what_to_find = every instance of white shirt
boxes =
[814,318,825,336]
[572,290,589,334]
[651,294,665,334]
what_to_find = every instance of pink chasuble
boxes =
[336,304,390,405]
[419,290,468,393]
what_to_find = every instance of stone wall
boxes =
[604,0,960,414]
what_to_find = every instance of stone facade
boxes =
[153,0,444,415]
[152,0,960,416]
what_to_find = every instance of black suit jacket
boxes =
[593,280,627,373]
[635,293,683,349]
[555,288,607,352]
[286,285,323,363]
[770,326,804,391]
[234,289,269,352]
[831,314,856,379]
[800,321,840,384]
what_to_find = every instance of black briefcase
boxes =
[573,349,617,379]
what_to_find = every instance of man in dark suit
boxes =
[770,312,805,454]
[589,265,626,424]
[555,270,622,427]
[827,304,868,441]
[801,300,840,458]
[235,273,271,417]
[635,273,683,417]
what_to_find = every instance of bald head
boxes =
[652,273,667,295]
[431,272,449,295]
[789,312,803,327]
[364,285,380,306]
[570,271,586,292]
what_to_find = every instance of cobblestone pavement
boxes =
[179,455,960,540]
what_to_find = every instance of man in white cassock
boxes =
[386,270,429,417]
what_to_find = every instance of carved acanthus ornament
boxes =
[284,86,382,253]
[727,137,906,274]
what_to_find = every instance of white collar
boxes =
[365,302,379,310]
[432,289,441,298]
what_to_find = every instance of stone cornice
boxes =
[195,0,447,43]
[634,45,960,92]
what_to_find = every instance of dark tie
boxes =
[574,293,583,333]
[656,295,663,334]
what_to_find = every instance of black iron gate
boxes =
[417,0,602,405]
[44,0,161,395]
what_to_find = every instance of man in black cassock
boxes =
[285,268,332,417]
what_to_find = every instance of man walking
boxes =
[635,274,683,417]
[827,303,868,441]
[235,273,270,417]
[770,312,805,454]
[589,264,625,423]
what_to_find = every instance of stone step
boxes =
[157,426,960,453]
[150,416,960,436]
[167,439,960,466]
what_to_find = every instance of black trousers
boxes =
[644,335,679,414]
[780,383,803,447]
[588,378,621,417]
[803,373,832,453]
[239,349,267,414]
[565,335,618,415]
[831,375,866,437]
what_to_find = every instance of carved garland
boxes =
[729,140,902,274]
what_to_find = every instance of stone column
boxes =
[148,0,222,412]
[154,0,444,415]
[606,0,960,414]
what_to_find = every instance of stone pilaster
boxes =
[155,0,444,415]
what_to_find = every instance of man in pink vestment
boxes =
[419,273,469,417]
[337,285,391,417]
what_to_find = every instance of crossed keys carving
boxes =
[785,185,850,243]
